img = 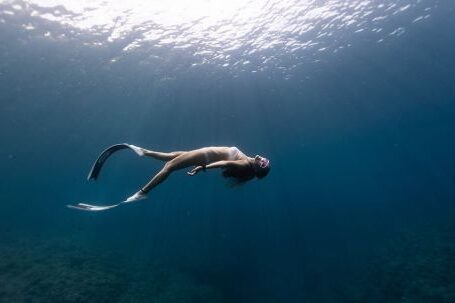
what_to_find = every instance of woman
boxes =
[125,144,270,202]
[85,144,270,204]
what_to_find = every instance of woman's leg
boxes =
[141,151,207,193]
[129,145,187,161]
[142,149,186,161]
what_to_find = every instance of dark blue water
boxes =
[1,0,455,302]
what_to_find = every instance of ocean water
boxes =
[1,0,454,302]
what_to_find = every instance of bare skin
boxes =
[67,144,268,211]
[128,146,264,201]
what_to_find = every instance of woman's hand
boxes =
[187,166,204,176]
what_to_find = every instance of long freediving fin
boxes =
[87,143,139,181]
[67,194,147,211]
[67,201,126,211]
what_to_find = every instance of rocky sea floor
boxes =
[0,234,223,303]
[350,225,455,303]
[1,224,454,303]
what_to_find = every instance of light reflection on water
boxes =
[0,0,436,76]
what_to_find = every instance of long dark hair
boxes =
[221,161,270,186]
[221,163,256,186]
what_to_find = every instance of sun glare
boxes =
[26,0,260,29]
[2,0,434,74]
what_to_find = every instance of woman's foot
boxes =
[125,190,147,202]
[128,144,145,156]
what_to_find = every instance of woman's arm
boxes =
[187,160,247,176]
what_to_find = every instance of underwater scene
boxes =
[1,0,454,302]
